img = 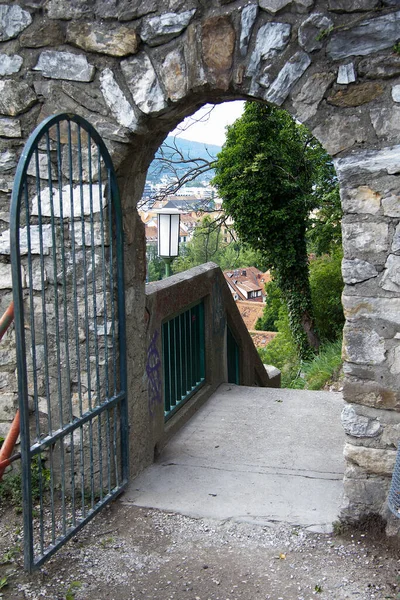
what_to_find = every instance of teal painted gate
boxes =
[10,114,128,571]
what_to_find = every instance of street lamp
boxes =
[156,208,181,277]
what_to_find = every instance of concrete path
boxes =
[124,384,345,533]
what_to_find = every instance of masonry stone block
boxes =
[240,4,258,57]
[61,82,108,117]
[264,51,311,106]
[342,222,389,256]
[47,0,92,20]
[392,85,400,103]
[117,0,158,21]
[391,224,400,254]
[337,63,356,85]
[381,254,400,292]
[0,263,12,289]
[382,195,400,218]
[294,0,315,12]
[327,12,400,60]
[67,22,139,57]
[335,146,400,179]
[370,106,400,142]
[121,52,167,114]
[34,51,96,82]
[341,403,381,438]
[0,54,23,76]
[0,80,37,116]
[298,13,333,53]
[159,48,187,102]
[201,16,236,90]
[0,150,16,173]
[247,22,291,76]
[259,0,292,13]
[291,72,335,122]
[313,113,366,156]
[0,393,15,420]
[328,0,380,10]
[327,82,383,108]
[343,323,386,365]
[342,475,390,521]
[342,258,378,285]
[100,68,139,131]
[344,443,396,476]
[0,118,21,138]
[19,17,64,47]
[358,54,400,79]
[343,295,400,328]
[140,9,196,46]
[0,4,32,41]
[340,185,381,215]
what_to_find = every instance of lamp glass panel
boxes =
[158,213,180,257]
[169,214,180,256]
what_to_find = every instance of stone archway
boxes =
[1,0,400,526]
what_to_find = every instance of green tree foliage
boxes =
[255,279,283,332]
[146,244,165,282]
[256,251,344,340]
[258,252,344,387]
[213,102,331,358]
[172,216,268,274]
[173,215,221,272]
[309,249,344,342]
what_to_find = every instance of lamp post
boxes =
[156,208,181,278]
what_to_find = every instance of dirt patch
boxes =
[0,499,399,600]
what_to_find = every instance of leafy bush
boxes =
[258,306,300,387]
[309,250,344,342]
[255,279,283,332]
[0,456,50,507]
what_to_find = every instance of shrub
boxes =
[258,306,300,387]
[255,279,284,332]
[309,250,344,342]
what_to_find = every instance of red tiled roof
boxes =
[223,267,269,302]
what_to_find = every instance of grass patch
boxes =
[259,334,343,391]
[290,339,343,390]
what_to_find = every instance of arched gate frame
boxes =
[10,113,128,571]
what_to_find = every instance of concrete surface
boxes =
[124,384,345,533]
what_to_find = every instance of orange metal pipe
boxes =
[0,410,20,481]
[0,452,20,471]
[0,301,14,342]
[0,301,18,482]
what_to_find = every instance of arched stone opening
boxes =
[1,1,400,528]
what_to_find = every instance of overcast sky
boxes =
[171,101,245,147]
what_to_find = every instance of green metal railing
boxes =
[162,301,205,421]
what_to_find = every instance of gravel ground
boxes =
[0,499,399,600]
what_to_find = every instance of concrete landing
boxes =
[124,384,345,532]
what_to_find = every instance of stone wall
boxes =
[0,0,400,528]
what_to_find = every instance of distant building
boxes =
[223,267,271,302]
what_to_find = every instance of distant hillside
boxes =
[147,136,222,184]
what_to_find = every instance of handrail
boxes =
[0,301,20,481]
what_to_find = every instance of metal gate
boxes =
[10,113,128,571]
